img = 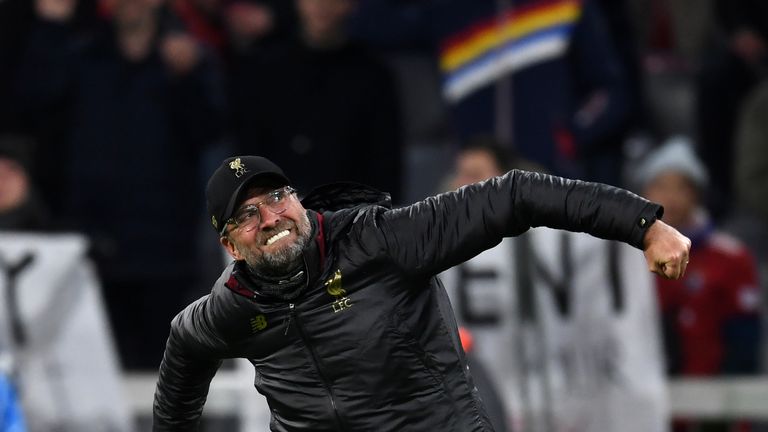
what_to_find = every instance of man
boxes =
[229,0,403,197]
[634,137,761,432]
[153,155,690,431]
[635,137,761,377]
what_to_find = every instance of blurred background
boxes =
[0,0,766,430]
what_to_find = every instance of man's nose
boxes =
[256,205,280,230]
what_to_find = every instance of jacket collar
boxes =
[300,182,392,212]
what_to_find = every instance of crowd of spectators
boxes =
[0,0,766,429]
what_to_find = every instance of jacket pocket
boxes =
[388,310,446,388]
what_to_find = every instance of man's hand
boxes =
[643,220,691,279]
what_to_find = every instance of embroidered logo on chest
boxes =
[324,269,353,313]
[249,314,268,333]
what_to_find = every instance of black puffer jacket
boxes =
[153,171,662,431]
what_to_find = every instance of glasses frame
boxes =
[221,186,296,235]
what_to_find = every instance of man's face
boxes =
[220,186,312,275]
[0,158,29,212]
[451,149,503,189]
[112,0,159,27]
[296,0,355,42]
[642,171,699,229]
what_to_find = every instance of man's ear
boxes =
[220,236,243,260]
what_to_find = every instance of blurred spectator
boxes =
[635,136,761,432]
[620,0,716,141]
[230,0,404,199]
[730,81,768,276]
[0,373,26,432]
[169,0,231,57]
[628,0,716,66]
[594,0,646,129]
[696,0,768,219]
[167,0,297,60]
[224,0,298,53]
[0,0,99,123]
[733,80,768,245]
[635,137,761,377]
[13,0,225,369]
[351,0,632,186]
[0,0,100,212]
[732,80,768,372]
[0,135,49,231]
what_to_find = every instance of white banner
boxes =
[440,228,669,432]
[0,232,133,432]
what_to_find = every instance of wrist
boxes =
[630,203,663,250]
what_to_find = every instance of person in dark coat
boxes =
[153,154,691,431]
[14,0,225,369]
[229,0,404,200]
[696,0,768,219]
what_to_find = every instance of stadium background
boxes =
[1,0,767,430]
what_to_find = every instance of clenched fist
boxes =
[643,219,692,279]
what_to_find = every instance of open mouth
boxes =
[265,229,290,245]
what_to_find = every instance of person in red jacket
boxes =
[635,136,762,432]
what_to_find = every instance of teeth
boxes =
[266,230,290,245]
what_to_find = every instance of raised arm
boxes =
[153,302,224,431]
[376,169,689,278]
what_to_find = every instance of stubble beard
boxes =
[240,212,312,276]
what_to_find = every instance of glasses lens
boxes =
[266,188,292,213]
[234,206,259,227]
[231,187,293,230]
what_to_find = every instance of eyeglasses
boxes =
[223,186,296,234]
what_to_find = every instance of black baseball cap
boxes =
[206,156,291,234]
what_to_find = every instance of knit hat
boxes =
[633,136,709,190]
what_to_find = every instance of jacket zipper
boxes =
[288,303,346,431]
